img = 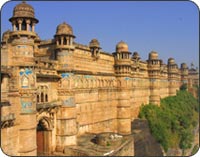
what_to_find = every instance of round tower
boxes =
[168,58,179,96]
[180,63,188,85]
[147,51,161,105]
[113,41,131,135]
[54,22,75,70]
[7,2,39,156]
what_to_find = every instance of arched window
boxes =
[22,75,29,88]
[37,86,49,103]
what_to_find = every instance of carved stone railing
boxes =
[36,100,62,112]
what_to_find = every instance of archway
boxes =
[37,117,52,156]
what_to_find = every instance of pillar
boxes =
[18,19,22,31]
[61,36,64,45]
[70,37,73,45]
[32,23,35,32]
[26,20,31,31]
[12,21,16,31]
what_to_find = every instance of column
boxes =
[61,36,64,45]
[26,20,31,31]
[32,22,35,32]
[67,37,69,45]
[18,19,23,31]
[70,37,73,45]
[12,21,16,31]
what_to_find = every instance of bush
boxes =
[139,90,199,152]
[180,83,187,91]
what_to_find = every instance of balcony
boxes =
[36,100,62,112]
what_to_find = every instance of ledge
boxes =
[36,73,61,79]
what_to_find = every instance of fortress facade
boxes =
[1,2,199,156]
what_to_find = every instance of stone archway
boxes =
[37,117,52,156]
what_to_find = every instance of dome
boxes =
[132,52,140,60]
[56,22,74,36]
[149,51,158,60]
[181,63,187,69]
[168,58,175,64]
[9,1,38,23]
[116,41,129,52]
[89,39,100,48]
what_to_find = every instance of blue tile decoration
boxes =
[25,68,32,75]
[84,75,93,79]
[19,71,24,76]
[61,73,73,78]
[19,68,32,76]
[21,101,33,113]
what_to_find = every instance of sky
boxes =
[1,0,199,68]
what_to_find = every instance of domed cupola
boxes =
[10,1,37,21]
[89,39,101,59]
[132,52,140,61]
[167,58,178,73]
[116,41,129,53]
[56,22,74,36]
[113,41,132,76]
[54,22,75,50]
[113,41,131,60]
[9,1,38,37]
[147,51,161,78]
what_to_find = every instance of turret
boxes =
[167,58,179,96]
[113,41,131,135]
[113,41,132,76]
[89,39,101,60]
[180,63,188,85]
[147,51,161,105]
[2,2,39,156]
[54,22,75,70]
[8,1,39,66]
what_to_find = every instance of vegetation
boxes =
[191,144,199,156]
[180,83,187,91]
[139,90,199,152]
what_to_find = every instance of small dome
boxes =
[132,52,140,60]
[181,63,187,69]
[116,41,129,52]
[168,58,175,64]
[56,22,73,36]
[149,51,158,60]
[9,1,38,23]
[89,39,100,48]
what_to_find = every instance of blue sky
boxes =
[1,1,199,68]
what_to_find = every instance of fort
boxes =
[1,2,199,156]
